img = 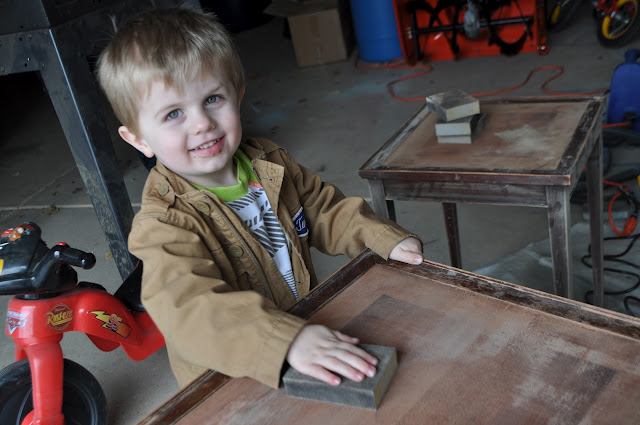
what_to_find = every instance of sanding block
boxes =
[283,344,398,410]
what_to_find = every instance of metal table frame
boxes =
[0,0,200,279]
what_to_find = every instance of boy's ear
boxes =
[118,126,154,158]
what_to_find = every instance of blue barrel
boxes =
[349,0,403,62]
[608,49,640,132]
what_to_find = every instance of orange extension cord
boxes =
[356,58,606,101]
[605,180,639,236]
[357,55,629,130]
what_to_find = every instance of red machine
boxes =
[0,222,164,425]
[393,0,548,63]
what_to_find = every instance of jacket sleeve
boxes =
[129,213,306,388]
[282,151,417,259]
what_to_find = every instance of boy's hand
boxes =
[389,237,423,265]
[286,325,378,386]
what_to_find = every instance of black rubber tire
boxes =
[547,0,584,32]
[597,0,640,47]
[0,358,108,425]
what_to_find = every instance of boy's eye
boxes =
[205,95,220,105]
[166,110,182,120]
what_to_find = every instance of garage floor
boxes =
[0,5,637,424]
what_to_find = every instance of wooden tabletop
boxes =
[359,96,604,187]
[139,251,640,424]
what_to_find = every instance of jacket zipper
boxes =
[215,208,276,303]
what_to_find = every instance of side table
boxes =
[359,96,604,306]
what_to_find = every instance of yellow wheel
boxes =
[547,0,584,31]
[598,0,640,46]
[550,5,563,24]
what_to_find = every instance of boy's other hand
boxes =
[286,325,378,386]
[389,237,423,265]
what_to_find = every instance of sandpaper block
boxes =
[436,113,488,144]
[426,89,480,122]
[283,344,397,410]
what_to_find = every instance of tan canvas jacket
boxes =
[128,137,414,389]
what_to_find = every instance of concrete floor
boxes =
[0,5,636,424]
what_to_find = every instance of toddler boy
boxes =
[97,7,422,389]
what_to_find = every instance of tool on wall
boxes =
[398,0,542,62]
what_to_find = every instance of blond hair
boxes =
[97,7,245,134]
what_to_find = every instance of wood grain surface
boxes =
[159,261,640,425]
[383,101,587,171]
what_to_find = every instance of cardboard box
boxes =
[265,0,354,67]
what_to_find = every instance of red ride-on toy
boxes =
[0,222,164,425]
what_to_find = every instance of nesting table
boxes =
[139,250,640,424]
[359,97,605,306]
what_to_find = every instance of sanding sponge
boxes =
[283,344,398,410]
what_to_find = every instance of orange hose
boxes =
[604,180,637,236]
[368,59,608,101]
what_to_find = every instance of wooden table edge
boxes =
[137,249,640,424]
[136,250,385,425]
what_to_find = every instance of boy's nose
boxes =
[191,111,215,134]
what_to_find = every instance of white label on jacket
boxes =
[293,207,308,238]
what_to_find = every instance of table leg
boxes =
[39,27,136,280]
[546,187,572,299]
[443,203,462,268]
[586,132,604,307]
[368,180,396,221]
[386,200,396,222]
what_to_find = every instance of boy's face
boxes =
[119,69,245,188]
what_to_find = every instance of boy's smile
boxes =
[119,70,245,188]
[190,138,221,155]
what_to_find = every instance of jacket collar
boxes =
[149,138,284,205]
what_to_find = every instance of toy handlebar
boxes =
[53,245,96,270]
[0,222,97,295]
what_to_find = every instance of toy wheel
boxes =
[547,0,584,32]
[0,358,107,425]
[597,0,640,46]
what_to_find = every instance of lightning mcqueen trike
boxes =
[0,222,164,425]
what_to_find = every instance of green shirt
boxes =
[192,150,258,202]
